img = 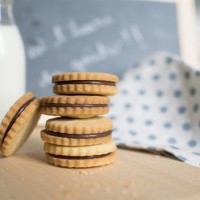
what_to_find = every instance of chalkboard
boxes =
[14,0,179,97]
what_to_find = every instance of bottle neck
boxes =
[0,0,15,25]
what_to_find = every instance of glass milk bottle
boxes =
[0,0,25,122]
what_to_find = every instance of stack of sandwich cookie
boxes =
[41,117,117,168]
[40,72,119,168]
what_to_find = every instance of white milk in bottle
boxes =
[0,0,25,122]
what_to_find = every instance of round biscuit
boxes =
[52,72,119,83]
[0,92,41,157]
[52,72,118,96]
[53,84,118,96]
[41,130,112,146]
[45,116,112,134]
[40,95,109,118]
[43,140,116,156]
[41,116,113,146]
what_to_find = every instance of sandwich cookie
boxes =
[44,140,117,168]
[40,95,109,118]
[41,116,113,146]
[0,92,41,157]
[52,72,118,96]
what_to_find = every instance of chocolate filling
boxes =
[1,97,36,146]
[40,103,108,108]
[44,130,112,139]
[54,80,115,86]
[48,152,112,160]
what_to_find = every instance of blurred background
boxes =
[11,0,199,97]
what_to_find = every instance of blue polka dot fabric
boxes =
[108,52,200,167]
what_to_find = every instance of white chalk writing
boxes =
[70,41,122,71]
[130,24,148,50]
[38,69,61,88]
[67,16,114,38]
[120,29,132,42]
[52,24,67,48]
[27,37,47,60]
[27,15,115,60]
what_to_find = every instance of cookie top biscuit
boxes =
[0,92,41,157]
[52,72,119,83]
[40,95,109,105]
[45,116,112,134]
[52,72,119,96]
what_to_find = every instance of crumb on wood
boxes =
[51,189,77,200]
[122,189,129,195]
[77,170,95,175]
[18,176,25,182]
[154,155,160,159]
[62,190,76,198]
[59,184,65,189]
[123,180,135,188]
[131,191,139,198]
[51,191,60,200]
[78,170,89,175]
[84,181,101,187]
[2,166,9,171]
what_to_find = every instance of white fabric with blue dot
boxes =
[108,52,200,167]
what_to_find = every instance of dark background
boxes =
[13,0,179,97]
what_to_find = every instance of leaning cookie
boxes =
[0,92,41,157]
[41,116,113,146]
[44,140,117,168]
[40,95,109,118]
[52,72,118,96]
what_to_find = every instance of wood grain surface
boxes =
[0,127,200,200]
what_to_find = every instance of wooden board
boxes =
[0,127,200,200]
